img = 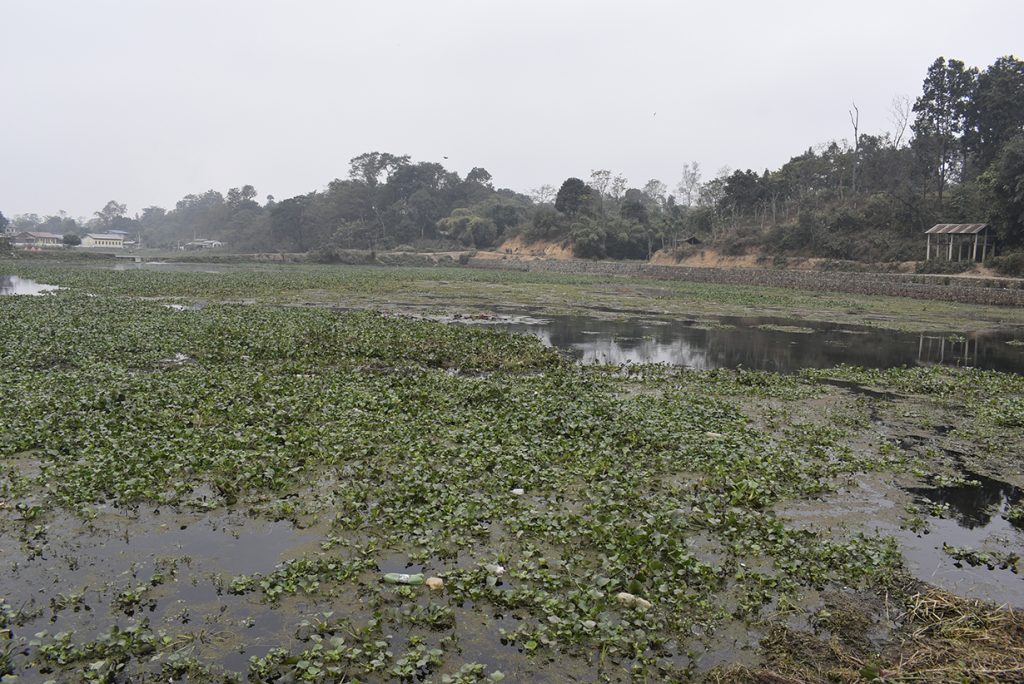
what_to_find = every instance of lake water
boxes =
[474,312,1024,374]
[6,271,1024,374]
[0,275,61,295]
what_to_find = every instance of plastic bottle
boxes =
[382,572,425,585]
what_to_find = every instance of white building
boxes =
[82,233,125,249]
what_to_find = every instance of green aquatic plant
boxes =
[2,268,1022,681]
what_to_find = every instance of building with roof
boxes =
[12,231,63,248]
[82,233,125,249]
[182,239,224,250]
[925,224,993,262]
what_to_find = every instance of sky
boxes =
[2,0,1022,219]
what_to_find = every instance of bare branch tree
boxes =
[888,94,912,149]
[848,102,859,194]
[589,170,611,197]
[609,174,628,201]
[674,162,702,207]
[530,184,557,204]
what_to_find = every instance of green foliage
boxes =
[915,259,972,274]
[990,133,1024,245]
[5,266,1024,680]
[554,177,593,217]
[524,206,568,241]
[912,57,977,202]
[967,56,1024,170]
[990,251,1024,277]
[437,208,499,248]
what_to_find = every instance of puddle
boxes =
[895,471,1023,605]
[0,509,323,629]
[778,473,1024,607]
[908,471,1023,530]
[0,275,62,295]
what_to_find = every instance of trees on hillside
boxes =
[6,55,1021,264]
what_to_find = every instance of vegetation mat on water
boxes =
[1,285,1023,682]
[5,259,1024,333]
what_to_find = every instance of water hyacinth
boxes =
[0,264,1021,682]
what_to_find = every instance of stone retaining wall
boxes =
[467,257,1024,307]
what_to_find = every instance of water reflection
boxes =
[487,314,1024,374]
[0,275,61,295]
[909,472,1023,530]
[917,334,977,367]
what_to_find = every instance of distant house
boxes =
[107,230,138,248]
[183,239,224,250]
[82,233,125,249]
[925,224,993,262]
[12,231,62,248]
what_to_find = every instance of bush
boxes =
[989,252,1024,277]
[915,259,973,274]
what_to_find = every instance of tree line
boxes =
[3,55,1022,267]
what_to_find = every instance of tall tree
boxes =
[888,95,912,149]
[988,133,1024,246]
[609,174,629,201]
[554,178,593,217]
[348,152,410,187]
[465,167,493,187]
[226,185,258,207]
[94,200,127,227]
[589,169,612,196]
[675,162,702,207]
[642,179,668,209]
[967,56,1024,171]
[848,102,860,194]
[530,184,556,204]
[912,57,977,204]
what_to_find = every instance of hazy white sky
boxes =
[2,0,1022,218]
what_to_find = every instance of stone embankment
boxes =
[467,257,1024,307]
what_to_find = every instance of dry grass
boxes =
[888,590,1024,682]
[708,588,1024,683]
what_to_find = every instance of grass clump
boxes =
[712,588,1024,683]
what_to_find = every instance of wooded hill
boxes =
[3,55,1023,273]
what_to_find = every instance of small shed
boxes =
[925,224,993,262]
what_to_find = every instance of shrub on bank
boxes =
[989,252,1024,277]
[915,260,973,275]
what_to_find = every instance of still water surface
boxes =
[5,273,1023,374]
[481,313,1024,374]
[0,275,61,295]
